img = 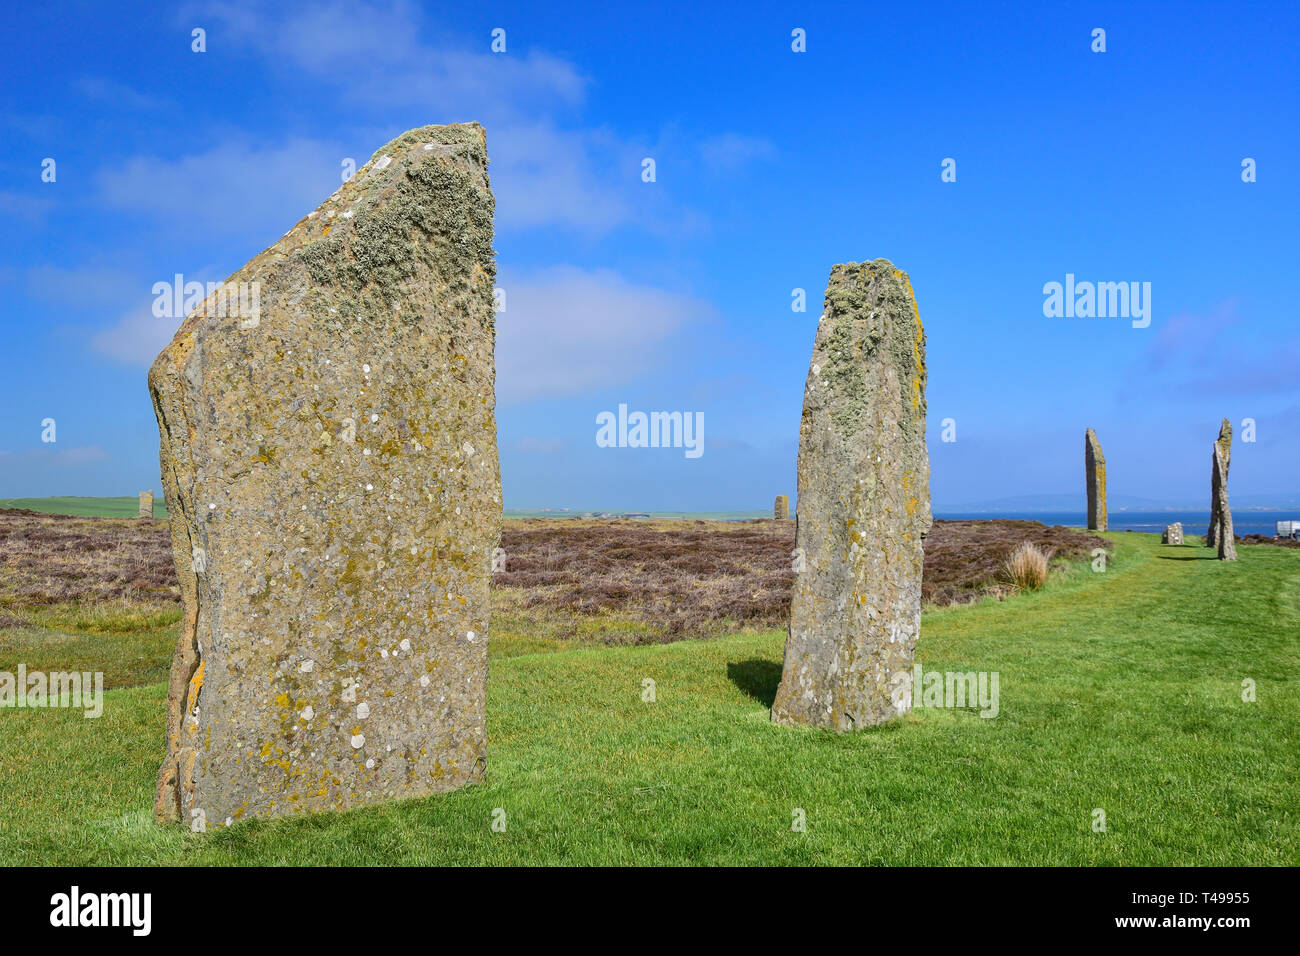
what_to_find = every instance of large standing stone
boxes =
[149,124,500,827]
[1162,522,1184,545]
[1213,446,1237,561]
[774,495,789,520]
[1085,428,1107,531]
[138,490,154,519]
[1207,418,1232,548]
[771,260,931,731]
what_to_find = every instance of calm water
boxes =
[937,510,1300,539]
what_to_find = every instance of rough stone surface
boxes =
[1162,522,1184,545]
[771,259,931,731]
[149,124,500,827]
[1214,446,1237,561]
[139,490,154,519]
[1207,418,1232,548]
[774,495,789,520]
[1085,428,1107,531]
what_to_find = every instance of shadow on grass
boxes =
[727,658,781,707]
[1154,551,1220,561]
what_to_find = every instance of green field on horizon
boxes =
[0,496,166,519]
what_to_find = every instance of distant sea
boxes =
[938,510,1300,539]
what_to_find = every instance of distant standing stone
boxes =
[1213,446,1237,561]
[149,124,501,827]
[1207,418,1232,548]
[772,259,932,731]
[138,490,154,519]
[1162,522,1183,545]
[774,494,789,520]
[1085,428,1107,531]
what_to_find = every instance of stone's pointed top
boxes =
[1085,428,1105,459]
[150,122,494,374]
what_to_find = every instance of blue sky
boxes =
[1,0,1296,511]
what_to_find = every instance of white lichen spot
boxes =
[351,734,365,749]
[467,631,476,642]
[356,702,371,719]
[365,758,375,769]
[370,413,379,423]
[301,705,314,721]
[399,638,411,652]
[374,155,392,171]
[462,442,475,456]
[299,659,315,673]
[420,675,430,688]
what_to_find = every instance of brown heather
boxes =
[1,510,1109,642]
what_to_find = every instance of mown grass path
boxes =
[1,533,1295,864]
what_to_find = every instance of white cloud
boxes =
[193,0,585,115]
[90,305,178,366]
[74,76,166,110]
[0,191,53,223]
[699,133,776,172]
[491,123,631,234]
[97,137,341,238]
[27,265,141,309]
[495,267,715,403]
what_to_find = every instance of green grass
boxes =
[0,496,166,519]
[0,533,1296,865]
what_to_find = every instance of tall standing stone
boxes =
[1213,445,1237,561]
[1085,428,1107,531]
[1162,522,1184,545]
[1207,418,1232,548]
[149,124,501,827]
[138,490,154,519]
[774,494,789,520]
[772,260,931,731]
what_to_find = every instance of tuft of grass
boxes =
[1002,542,1050,590]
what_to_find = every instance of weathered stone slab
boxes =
[149,123,500,827]
[771,259,931,731]
[1085,428,1106,531]
[774,494,789,520]
[139,490,154,519]
[1207,418,1232,548]
[1162,522,1184,545]
[1214,446,1237,561]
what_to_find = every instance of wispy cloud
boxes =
[97,137,342,238]
[699,133,776,173]
[0,191,53,223]
[191,0,585,115]
[74,76,167,110]
[495,266,715,403]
